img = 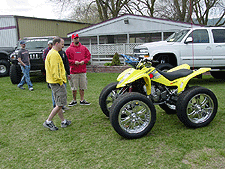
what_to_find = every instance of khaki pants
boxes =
[69,73,87,91]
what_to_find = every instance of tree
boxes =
[193,0,225,26]
[68,2,102,23]
[50,0,134,22]
[125,0,157,17]
[95,0,133,21]
[50,0,225,26]
[156,0,195,22]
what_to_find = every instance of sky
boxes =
[0,0,61,20]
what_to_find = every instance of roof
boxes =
[67,14,203,37]
[0,15,88,25]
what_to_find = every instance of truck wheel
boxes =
[110,92,156,139]
[176,86,218,128]
[210,71,225,79]
[156,63,174,72]
[10,65,22,84]
[0,60,10,77]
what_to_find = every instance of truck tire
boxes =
[0,60,10,77]
[10,65,22,84]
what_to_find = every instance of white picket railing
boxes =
[85,43,143,65]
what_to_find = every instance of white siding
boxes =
[0,16,18,47]
[68,15,202,37]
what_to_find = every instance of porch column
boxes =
[161,32,164,41]
[127,33,130,43]
[89,37,92,64]
[97,35,99,45]
[97,35,100,63]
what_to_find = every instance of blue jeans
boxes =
[52,83,66,108]
[18,65,33,89]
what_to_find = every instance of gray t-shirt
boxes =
[18,48,30,66]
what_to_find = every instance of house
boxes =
[67,14,202,65]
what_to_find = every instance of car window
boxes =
[187,29,209,43]
[212,29,225,43]
[166,29,190,42]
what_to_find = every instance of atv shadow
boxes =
[189,76,224,85]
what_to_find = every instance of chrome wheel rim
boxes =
[187,94,214,124]
[0,65,6,74]
[118,100,151,134]
[106,88,126,112]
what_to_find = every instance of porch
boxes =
[85,43,142,65]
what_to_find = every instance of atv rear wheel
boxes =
[110,92,156,139]
[176,86,218,128]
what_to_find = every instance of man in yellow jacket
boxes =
[43,37,71,131]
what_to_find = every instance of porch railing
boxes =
[85,43,143,65]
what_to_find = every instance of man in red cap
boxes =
[66,33,91,106]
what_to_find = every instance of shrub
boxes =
[104,63,112,66]
[111,52,121,66]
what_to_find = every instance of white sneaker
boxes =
[61,120,71,128]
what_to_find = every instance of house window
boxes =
[130,33,161,43]
[107,35,114,43]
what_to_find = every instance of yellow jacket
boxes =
[45,49,66,85]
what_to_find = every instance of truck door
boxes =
[180,29,212,68]
[211,29,225,66]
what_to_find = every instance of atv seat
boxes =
[157,69,193,81]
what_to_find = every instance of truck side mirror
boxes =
[185,37,193,44]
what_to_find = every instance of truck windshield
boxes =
[166,29,190,42]
[16,38,50,50]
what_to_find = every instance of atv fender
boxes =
[116,68,152,95]
[177,68,211,93]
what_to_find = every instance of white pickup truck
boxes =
[133,27,225,79]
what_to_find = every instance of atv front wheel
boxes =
[110,92,156,139]
[99,82,127,117]
[176,86,218,128]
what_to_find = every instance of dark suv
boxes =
[9,36,54,84]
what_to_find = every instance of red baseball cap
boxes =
[71,33,79,39]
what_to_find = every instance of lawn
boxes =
[0,73,224,169]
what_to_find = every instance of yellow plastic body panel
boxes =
[116,64,211,95]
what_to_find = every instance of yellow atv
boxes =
[99,59,218,139]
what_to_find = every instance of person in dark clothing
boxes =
[59,50,70,76]
[17,40,34,91]
[42,40,53,61]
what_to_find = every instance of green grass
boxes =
[0,73,225,169]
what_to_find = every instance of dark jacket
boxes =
[59,50,70,75]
